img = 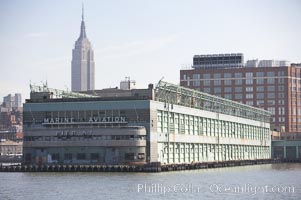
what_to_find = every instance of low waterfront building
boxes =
[0,140,23,156]
[272,140,301,160]
[23,81,271,165]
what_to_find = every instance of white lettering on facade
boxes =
[43,116,127,125]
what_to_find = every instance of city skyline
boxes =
[0,0,301,102]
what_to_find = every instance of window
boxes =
[224,73,232,78]
[246,72,253,78]
[256,79,264,84]
[246,87,253,92]
[203,73,210,79]
[224,94,232,99]
[256,93,264,99]
[193,81,200,86]
[278,78,284,84]
[235,87,242,92]
[193,74,200,79]
[235,94,242,99]
[278,100,285,105]
[278,93,285,98]
[77,153,86,160]
[235,79,242,85]
[267,78,275,84]
[235,73,242,78]
[138,153,145,159]
[267,107,275,115]
[204,88,211,93]
[214,73,221,78]
[214,88,221,93]
[256,86,264,92]
[278,107,285,115]
[267,86,275,91]
[203,80,210,86]
[64,153,72,160]
[224,87,232,93]
[224,80,232,85]
[246,94,253,99]
[51,153,60,161]
[267,72,275,77]
[91,153,99,160]
[256,72,264,77]
[246,79,253,84]
[257,100,264,106]
[246,101,253,106]
[125,153,135,160]
[278,86,284,91]
[278,71,285,76]
[214,80,221,85]
[267,93,275,98]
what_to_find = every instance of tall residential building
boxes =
[71,6,95,91]
[180,53,301,136]
[2,93,22,111]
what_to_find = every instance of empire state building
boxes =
[71,6,95,91]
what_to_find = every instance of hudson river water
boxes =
[0,163,300,200]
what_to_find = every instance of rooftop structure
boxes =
[193,53,244,69]
[30,84,98,99]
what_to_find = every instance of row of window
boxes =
[189,71,286,79]
[191,78,285,86]
[245,100,286,106]
[26,152,145,161]
[157,111,270,141]
[160,143,270,163]
[207,86,286,93]
[291,125,301,129]
[291,118,301,122]
[290,79,301,84]
[23,135,146,141]
[217,92,284,100]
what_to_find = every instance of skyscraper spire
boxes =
[79,3,86,39]
[82,2,84,21]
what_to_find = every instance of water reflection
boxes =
[0,163,300,200]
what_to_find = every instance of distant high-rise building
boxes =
[120,77,136,90]
[2,93,22,111]
[180,53,301,136]
[71,5,95,91]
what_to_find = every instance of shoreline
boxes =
[1,159,300,173]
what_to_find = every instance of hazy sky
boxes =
[0,0,300,102]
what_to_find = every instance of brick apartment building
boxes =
[180,53,301,137]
